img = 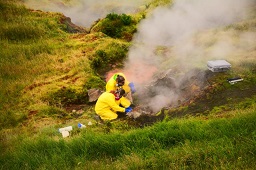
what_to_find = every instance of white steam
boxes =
[124,0,256,112]
[23,0,256,113]
[24,0,149,28]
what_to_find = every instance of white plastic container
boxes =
[59,126,73,133]
[61,131,70,138]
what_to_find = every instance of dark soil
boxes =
[124,70,256,127]
[168,83,256,118]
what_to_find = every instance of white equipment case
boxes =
[207,60,231,72]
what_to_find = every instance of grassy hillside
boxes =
[0,0,255,169]
[0,0,134,129]
[1,106,256,169]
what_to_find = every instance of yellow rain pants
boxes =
[95,92,131,120]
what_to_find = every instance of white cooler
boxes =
[207,60,231,72]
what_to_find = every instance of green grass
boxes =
[1,106,255,169]
[0,0,133,130]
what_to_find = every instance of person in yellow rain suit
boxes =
[95,88,132,121]
[106,73,136,103]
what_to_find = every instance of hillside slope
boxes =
[0,0,256,169]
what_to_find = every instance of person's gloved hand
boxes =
[125,106,132,113]
[128,82,136,94]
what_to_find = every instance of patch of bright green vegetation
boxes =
[89,41,130,74]
[91,13,137,41]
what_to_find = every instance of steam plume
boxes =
[23,0,148,28]
[23,0,256,113]
[123,0,256,112]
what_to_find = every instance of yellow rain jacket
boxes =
[95,92,131,120]
[106,73,131,94]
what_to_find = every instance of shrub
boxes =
[91,50,107,69]
[106,13,132,25]
[90,43,129,73]
[100,13,134,40]
[101,19,122,38]
[106,13,119,20]
[120,14,132,25]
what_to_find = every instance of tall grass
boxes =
[1,107,255,169]
[0,0,79,128]
[0,0,134,131]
